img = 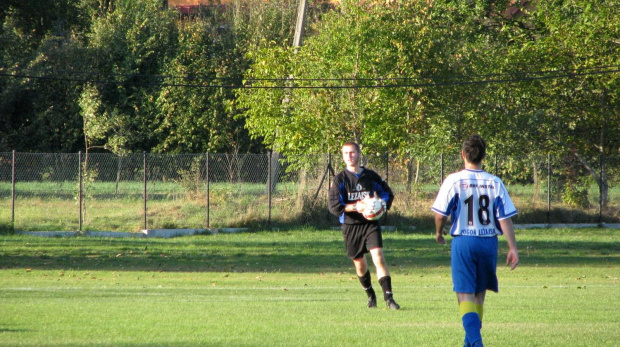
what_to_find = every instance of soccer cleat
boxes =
[385,297,400,310]
[367,294,377,308]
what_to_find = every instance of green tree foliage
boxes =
[240,4,617,147]
[1,0,617,191]
[80,0,306,155]
[79,0,179,155]
[237,1,497,158]
[154,18,252,153]
[237,0,618,203]
[0,1,96,152]
[466,0,619,204]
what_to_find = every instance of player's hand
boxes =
[506,249,519,270]
[435,232,446,245]
[355,200,365,213]
[344,203,357,213]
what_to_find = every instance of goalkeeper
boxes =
[328,141,399,310]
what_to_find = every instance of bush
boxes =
[0,222,15,235]
[562,180,590,208]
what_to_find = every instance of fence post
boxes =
[599,151,603,224]
[328,153,332,188]
[599,89,606,225]
[385,151,390,224]
[11,150,15,227]
[385,151,389,182]
[143,151,147,231]
[206,152,210,229]
[494,154,498,177]
[440,153,444,185]
[547,153,551,224]
[78,151,83,232]
[327,153,332,222]
[267,151,272,226]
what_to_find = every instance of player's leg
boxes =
[452,236,485,347]
[353,255,369,276]
[369,247,400,310]
[366,225,400,310]
[471,237,497,336]
[345,224,376,308]
[474,291,487,323]
[369,247,389,278]
[457,293,483,347]
[353,256,377,308]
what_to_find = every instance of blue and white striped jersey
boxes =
[431,169,517,237]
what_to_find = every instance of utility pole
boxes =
[270,0,308,194]
[293,0,309,49]
[268,0,308,223]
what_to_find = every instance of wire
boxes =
[0,65,618,89]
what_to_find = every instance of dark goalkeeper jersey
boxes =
[328,167,394,225]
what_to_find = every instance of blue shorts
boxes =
[451,235,499,294]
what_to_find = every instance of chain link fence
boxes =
[1,151,618,232]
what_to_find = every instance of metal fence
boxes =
[0,151,618,232]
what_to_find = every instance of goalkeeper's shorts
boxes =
[341,222,382,260]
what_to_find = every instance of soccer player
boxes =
[328,141,400,310]
[432,135,519,347]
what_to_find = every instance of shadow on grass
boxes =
[0,229,617,273]
[0,328,34,333]
[514,207,620,224]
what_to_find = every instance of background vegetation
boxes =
[1,0,618,216]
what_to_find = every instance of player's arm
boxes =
[328,176,359,215]
[434,213,448,245]
[499,218,519,270]
[327,178,346,216]
[373,178,394,209]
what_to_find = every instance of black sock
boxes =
[358,270,375,298]
[378,276,394,301]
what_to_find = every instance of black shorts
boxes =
[342,222,383,260]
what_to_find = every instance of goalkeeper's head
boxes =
[342,141,361,169]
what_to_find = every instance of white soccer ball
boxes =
[360,196,386,221]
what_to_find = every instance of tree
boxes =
[237,0,618,207]
[153,12,255,154]
[0,1,96,152]
[469,0,619,206]
[237,1,483,161]
[239,2,415,156]
[79,0,178,155]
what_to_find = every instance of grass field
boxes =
[0,227,618,346]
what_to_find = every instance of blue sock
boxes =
[462,312,482,346]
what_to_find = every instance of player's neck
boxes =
[464,162,482,170]
[346,165,363,174]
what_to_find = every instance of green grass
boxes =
[0,228,618,346]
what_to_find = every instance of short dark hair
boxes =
[462,135,486,164]
[342,141,361,153]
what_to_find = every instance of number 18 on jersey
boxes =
[432,169,517,237]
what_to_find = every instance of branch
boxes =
[572,150,601,184]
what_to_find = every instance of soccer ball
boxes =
[360,196,386,221]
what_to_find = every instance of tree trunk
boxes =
[115,155,123,195]
[573,152,609,207]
